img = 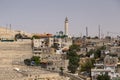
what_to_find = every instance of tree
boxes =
[94,49,101,59]
[97,73,110,80]
[94,46,106,59]
[86,46,106,59]
[15,33,23,40]
[68,64,78,73]
[32,35,40,39]
[61,35,68,38]
[24,56,41,66]
[80,59,95,77]
[24,59,31,66]
[31,56,40,66]
[69,44,80,52]
[87,36,91,39]
[68,54,79,73]
[93,36,99,39]
[67,45,80,73]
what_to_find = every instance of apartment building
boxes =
[32,37,54,54]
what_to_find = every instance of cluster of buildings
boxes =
[31,17,120,80]
[32,17,72,72]
[90,38,120,80]
[1,17,120,80]
[79,37,120,80]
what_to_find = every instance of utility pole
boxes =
[10,24,11,30]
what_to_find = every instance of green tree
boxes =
[15,33,23,40]
[69,44,80,52]
[68,64,78,73]
[86,46,106,59]
[97,73,110,80]
[32,35,40,39]
[80,59,95,77]
[61,35,68,38]
[31,56,40,66]
[24,59,31,66]
[68,53,79,73]
[94,46,106,59]
[94,49,101,59]
[67,45,80,73]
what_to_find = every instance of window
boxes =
[106,60,108,64]
[52,68,55,70]
[39,49,41,51]
[113,60,114,63]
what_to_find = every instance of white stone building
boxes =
[91,55,120,80]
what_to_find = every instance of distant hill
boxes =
[0,27,32,40]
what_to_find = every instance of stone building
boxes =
[91,55,120,80]
[34,53,69,72]
[54,37,72,50]
[110,46,120,57]
[32,35,54,54]
[104,55,118,67]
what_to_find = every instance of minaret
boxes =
[98,25,100,39]
[86,27,88,37]
[64,17,68,36]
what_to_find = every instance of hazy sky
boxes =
[0,0,120,37]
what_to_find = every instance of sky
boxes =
[0,0,120,37]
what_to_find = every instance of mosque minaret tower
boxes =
[64,17,68,36]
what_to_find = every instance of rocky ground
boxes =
[0,41,69,80]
